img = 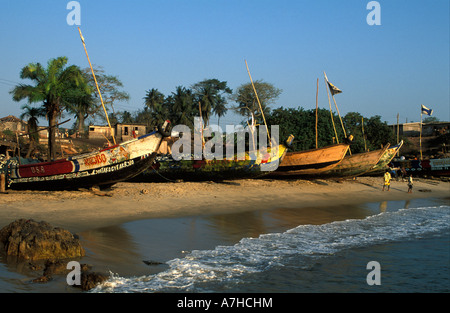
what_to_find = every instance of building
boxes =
[88,125,115,140]
[390,121,449,157]
[88,123,147,142]
[390,121,449,137]
[0,115,28,136]
[115,123,146,142]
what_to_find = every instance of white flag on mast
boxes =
[324,72,342,96]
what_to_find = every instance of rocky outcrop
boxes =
[0,219,85,261]
[32,260,109,291]
[79,271,110,291]
[0,219,109,291]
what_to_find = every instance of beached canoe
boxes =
[391,157,450,177]
[320,144,390,178]
[268,143,350,177]
[366,141,404,175]
[136,135,295,182]
[0,123,169,190]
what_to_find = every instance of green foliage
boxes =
[10,56,86,160]
[192,79,232,126]
[265,107,396,153]
[266,107,344,151]
[230,80,282,125]
[138,79,232,130]
[20,105,46,143]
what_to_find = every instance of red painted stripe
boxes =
[18,160,74,178]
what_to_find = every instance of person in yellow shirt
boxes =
[382,169,391,191]
[407,174,413,193]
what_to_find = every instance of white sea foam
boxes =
[92,205,449,293]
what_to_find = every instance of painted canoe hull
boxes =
[3,130,165,190]
[137,140,292,182]
[320,145,390,178]
[269,143,350,177]
[366,141,404,175]
[391,158,450,177]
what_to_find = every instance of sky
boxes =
[0,0,448,128]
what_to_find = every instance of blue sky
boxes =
[0,0,448,128]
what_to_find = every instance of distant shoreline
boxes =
[1,176,448,234]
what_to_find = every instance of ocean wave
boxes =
[92,205,449,293]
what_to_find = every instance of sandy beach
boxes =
[0,175,449,293]
[1,176,448,233]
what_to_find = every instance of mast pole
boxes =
[245,60,271,147]
[78,27,116,145]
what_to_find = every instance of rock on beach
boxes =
[0,219,85,261]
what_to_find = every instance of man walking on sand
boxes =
[382,170,391,191]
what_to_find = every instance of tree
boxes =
[139,79,232,131]
[231,80,281,126]
[144,88,165,112]
[20,105,45,157]
[141,88,168,128]
[266,106,344,151]
[11,56,85,160]
[192,79,232,126]
[342,112,366,153]
[64,76,95,134]
[81,66,130,121]
[120,111,134,124]
[169,86,196,128]
[213,101,228,128]
[364,115,396,151]
[423,116,439,123]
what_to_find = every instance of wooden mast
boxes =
[315,78,319,149]
[362,116,367,151]
[420,107,423,160]
[245,60,271,147]
[324,76,339,144]
[77,27,116,145]
[324,71,351,155]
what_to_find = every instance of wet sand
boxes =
[0,176,448,233]
[0,176,448,292]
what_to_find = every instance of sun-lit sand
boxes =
[1,176,448,234]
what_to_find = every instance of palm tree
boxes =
[10,56,85,160]
[142,88,168,128]
[144,88,165,112]
[65,77,95,135]
[192,79,232,126]
[170,86,196,128]
[20,105,45,158]
[213,102,228,128]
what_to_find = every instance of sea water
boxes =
[91,198,450,293]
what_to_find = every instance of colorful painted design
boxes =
[391,157,450,177]
[367,141,403,175]
[2,130,165,190]
[141,138,293,182]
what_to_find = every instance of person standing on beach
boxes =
[382,170,391,191]
[407,174,413,193]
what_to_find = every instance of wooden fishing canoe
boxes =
[1,125,169,190]
[137,135,295,182]
[321,144,390,178]
[269,143,350,177]
[366,141,403,175]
